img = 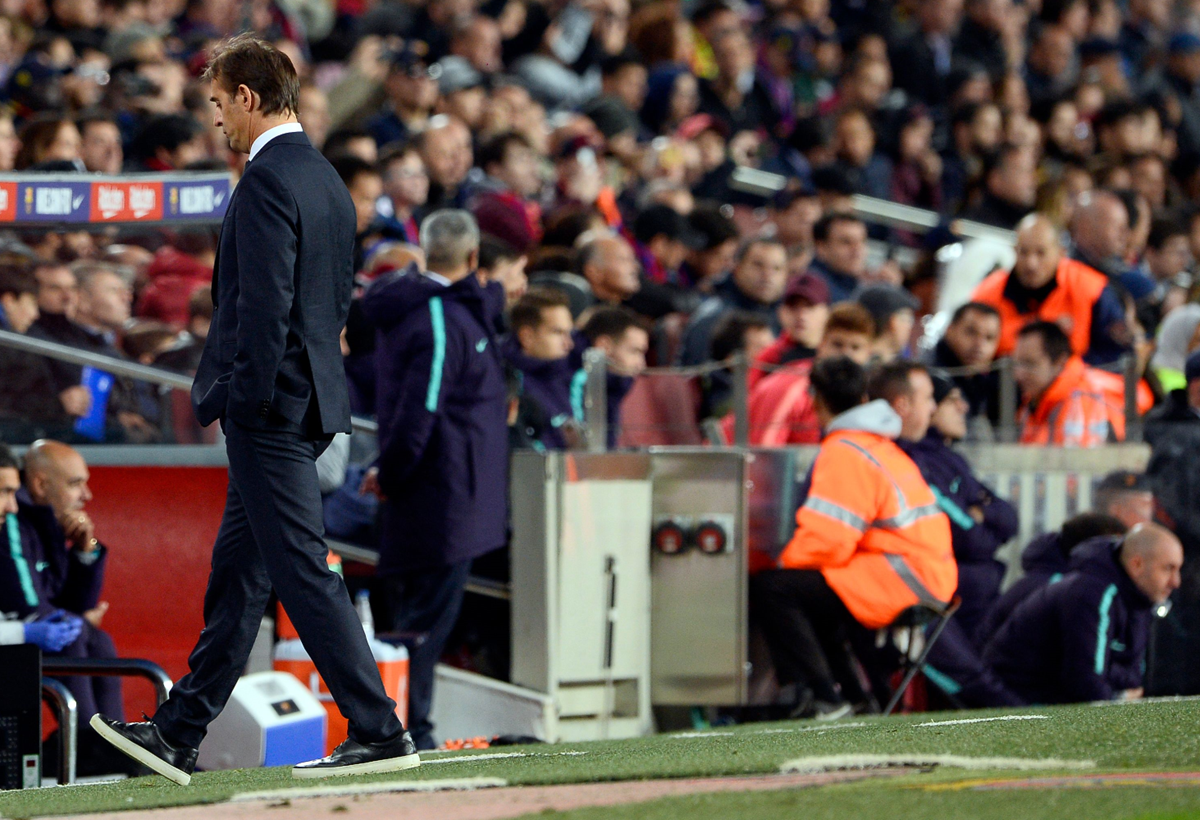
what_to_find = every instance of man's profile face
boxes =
[602,327,649,376]
[0,466,19,515]
[30,451,92,517]
[1012,334,1064,401]
[945,309,1000,369]
[519,305,574,360]
[1128,541,1183,605]
[210,80,251,154]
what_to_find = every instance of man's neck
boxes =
[248,114,299,148]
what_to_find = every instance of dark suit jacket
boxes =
[192,131,356,435]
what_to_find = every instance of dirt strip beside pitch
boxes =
[46,769,907,820]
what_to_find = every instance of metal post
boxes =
[40,679,76,785]
[997,358,1018,443]
[582,348,609,453]
[1123,353,1142,442]
[42,657,173,706]
[732,354,750,447]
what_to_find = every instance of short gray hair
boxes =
[420,209,480,272]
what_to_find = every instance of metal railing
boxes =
[0,328,379,435]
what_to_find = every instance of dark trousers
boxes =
[50,620,123,719]
[750,568,871,705]
[922,618,1025,708]
[153,420,403,749]
[382,560,472,751]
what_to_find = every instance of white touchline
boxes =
[231,777,508,802]
[780,754,1094,774]
[421,751,589,765]
[919,715,1049,727]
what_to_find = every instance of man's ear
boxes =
[238,84,256,111]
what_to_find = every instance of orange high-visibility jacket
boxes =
[1019,356,1125,446]
[779,400,956,629]
[972,257,1108,358]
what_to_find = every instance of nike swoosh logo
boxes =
[215,191,225,206]
[36,561,48,572]
[476,339,488,352]
[72,195,84,210]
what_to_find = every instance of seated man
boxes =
[984,523,1182,704]
[576,307,649,449]
[742,303,875,446]
[926,301,1001,437]
[751,357,955,718]
[979,512,1128,642]
[503,288,578,450]
[1012,321,1124,446]
[2,440,131,774]
[747,272,830,391]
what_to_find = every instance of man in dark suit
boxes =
[91,34,419,784]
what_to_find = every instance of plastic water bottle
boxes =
[355,589,374,641]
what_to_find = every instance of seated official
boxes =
[984,524,1182,704]
[503,288,580,450]
[576,307,649,449]
[979,512,1127,643]
[925,301,1002,439]
[751,357,955,718]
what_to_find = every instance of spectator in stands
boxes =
[889,0,965,108]
[1145,350,1200,549]
[972,213,1129,365]
[1124,217,1192,333]
[577,232,641,307]
[469,131,544,253]
[154,286,211,375]
[889,367,1023,707]
[578,307,648,448]
[856,284,919,363]
[981,512,1129,642]
[33,262,79,323]
[362,210,507,751]
[809,213,869,304]
[681,206,740,293]
[1069,189,1132,283]
[748,272,830,391]
[751,356,955,718]
[1013,320,1123,445]
[12,440,134,774]
[742,303,876,447]
[77,111,123,174]
[928,301,1001,436]
[0,266,88,439]
[828,108,892,201]
[378,144,429,245]
[632,204,706,289]
[136,229,216,329]
[962,144,1039,229]
[1149,304,1200,393]
[367,44,439,149]
[503,288,579,450]
[477,235,528,312]
[769,186,824,276]
[985,523,1183,704]
[418,115,474,212]
[128,113,207,171]
[332,155,388,272]
[681,238,788,365]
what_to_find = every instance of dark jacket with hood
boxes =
[898,432,1018,639]
[364,266,509,573]
[980,530,1072,641]
[679,274,782,366]
[1,487,107,619]
[984,536,1153,704]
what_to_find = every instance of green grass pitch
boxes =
[2,699,1200,819]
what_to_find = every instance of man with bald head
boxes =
[984,523,1183,704]
[577,232,641,306]
[972,212,1131,365]
[4,439,130,773]
[1070,189,1131,279]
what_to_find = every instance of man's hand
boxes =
[59,386,92,417]
[1121,687,1144,701]
[360,467,386,501]
[60,510,96,551]
[968,505,985,524]
[24,611,83,652]
[84,601,109,628]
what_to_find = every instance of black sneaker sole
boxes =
[89,714,192,786]
[292,752,421,779]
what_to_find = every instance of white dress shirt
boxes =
[248,122,304,163]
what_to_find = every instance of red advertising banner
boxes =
[89,181,164,222]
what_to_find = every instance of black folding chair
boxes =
[882,595,962,716]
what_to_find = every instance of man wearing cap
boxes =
[748,272,830,391]
[366,42,440,149]
[1093,471,1156,530]
[680,238,788,366]
[855,283,919,363]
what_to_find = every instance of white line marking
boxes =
[231,777,507,802]
[919,715,1049,727]
[781,754,1094,774]
[421,751,588,765]
[669,731,735,739]
[756,722,869,734]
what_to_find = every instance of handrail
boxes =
[327,537,512,601]
[42,656,174,706]
[0,328,380,435]
[40,678,77,785]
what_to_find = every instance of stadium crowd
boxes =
[4,0,1200,757]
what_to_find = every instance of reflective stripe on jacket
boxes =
[778,400,956,629]
[1019,356,1124,446]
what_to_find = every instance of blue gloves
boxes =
[25,611,84,652]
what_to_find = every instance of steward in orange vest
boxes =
[751,357,955,717]
[972,214,1129,365]
[1013,321,1125,446]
